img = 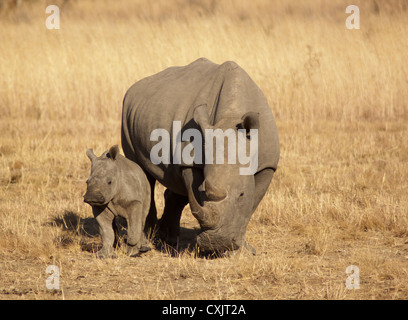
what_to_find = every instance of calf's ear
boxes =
[86,149,96,161]
[108,145,119,160]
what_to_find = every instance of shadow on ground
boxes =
[47,210,102,253]
[48,210,204,256]
[50,210,99,238]
[154,227,199,257]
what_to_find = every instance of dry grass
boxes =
[1,0,408,299]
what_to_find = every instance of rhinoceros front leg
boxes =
[158,189,189,246]
[92,206,116,259]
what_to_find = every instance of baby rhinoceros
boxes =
[84,145,151,258]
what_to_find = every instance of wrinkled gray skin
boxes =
[84,145,151,258]
[121,58,280,254]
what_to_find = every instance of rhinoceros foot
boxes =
[126,243,151,257]
[96,247,116,259]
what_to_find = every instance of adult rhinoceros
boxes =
[121,58,279,254]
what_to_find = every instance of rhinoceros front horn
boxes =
[183,168,220,230]
[191,202,220,231]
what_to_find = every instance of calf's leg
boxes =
[92,206,116,258]
[126,201,151,256]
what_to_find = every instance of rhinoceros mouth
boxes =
[84,199,108,206]
[83,191,107,206]
[196,227,242,253]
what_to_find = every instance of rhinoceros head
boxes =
[83,145,120,206]
[189,105,260,253]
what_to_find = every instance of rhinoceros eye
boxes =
[107,180,112,185]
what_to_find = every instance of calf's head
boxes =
[84,145,120,206]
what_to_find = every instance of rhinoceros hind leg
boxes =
[144,172,158,237]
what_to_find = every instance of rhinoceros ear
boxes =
[108,145,119,160]
[241,112,260,134]
[193,104,211,131]
[86,149,96,162]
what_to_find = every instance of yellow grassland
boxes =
[0,0,407,299]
